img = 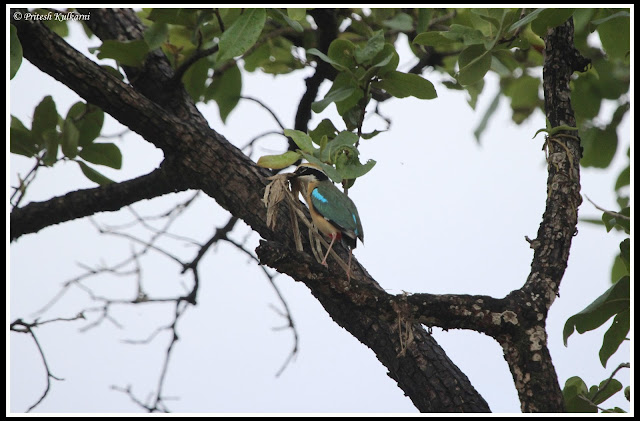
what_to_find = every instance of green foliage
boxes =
[563,276,629,367]
[256,151,301,170]
[205,63,242,122]
[216,9,267,63]
[77,161,114,185]
[257,127,376,187]
[563,375,624,412]
[372,71,437,99]
[93,39,150,67]
[10,24,22,80]
[66,103,105,147]
[10,96,115,186]
[79,142,123,169]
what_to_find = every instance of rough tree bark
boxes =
[10,8,587,412]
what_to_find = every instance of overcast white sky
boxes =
[8,9,631,414]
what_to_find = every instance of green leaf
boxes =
[182,56,210,101]
[413,31,457,48]
[147,8,199,26]
[354,30,385,65]
[590,379,623,405]
[216,8,267,63]
[313,86,356,114]
[256,151,301,169]
[508,8,546,32]
[416,9,432,34]
[572,71,602,120]
[599,311,629,367]
[327,38,357,69]
[597,14,630,59]
[456,45,492,86]
[326,131,359,159]
[284,129,315,154]
[610,254,628,284]
[471,8,501,30]
[66,103,105,147]
[287,8,306,21]
[270,8,303,33]
[602,211,616,233]
[35,9,69,37]
[580,126,617,168]
[473,90,501,143]
[590,59,629,101]
[336,159,376,180]
[10,24,22,79]
[580,217,605,227]
[309,119,338,145]
[206,63,242,123]
[368,43,399,76]
[563,376,597,413]
[96,39,149,67]
[41,129,59,166]
[10,116,38,157]
[372,70,437,99]
[243,36,302,75]
[340,106,364,132]
[563,276,630,345]
[446,24,486,46]
[503,75,540,124]
[382,12,414,32]
[32,96,59,143]
[61,119,79,158]
[144,22,169,51]
[591,10,630,25]
[307,48,348,71]
[77,161,114,185]
[336,90,364,118]
[619,238,630,270]
[79,142,123,169]
[531,9,576,37]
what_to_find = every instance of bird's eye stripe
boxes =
[312,189,328,203]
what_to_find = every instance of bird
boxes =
[290,162,364,279]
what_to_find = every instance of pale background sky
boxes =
[8,8,631,414]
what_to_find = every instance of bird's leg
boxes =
[321,233,338,267]
[347,248,353,281]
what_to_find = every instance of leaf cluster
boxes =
[10,96,119,186]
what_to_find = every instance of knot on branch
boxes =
[570,49,591,74]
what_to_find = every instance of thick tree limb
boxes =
[10,165,187,242]
[499,19,586,412]
[256,240,490,412]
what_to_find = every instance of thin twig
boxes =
[585,195,630,221]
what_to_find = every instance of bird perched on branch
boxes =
[290,163,364,279]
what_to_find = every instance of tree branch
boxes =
[497,18,587,412]
[10,165,187,241]
[256,240,491,412]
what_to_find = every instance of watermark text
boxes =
[12,10,91,22]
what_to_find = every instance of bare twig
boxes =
[10,315,85,412]
[241,96,286,130]
[585,195,630,221]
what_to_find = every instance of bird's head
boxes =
[292,162,329,183]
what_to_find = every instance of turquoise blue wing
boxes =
[311,182,363,243]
